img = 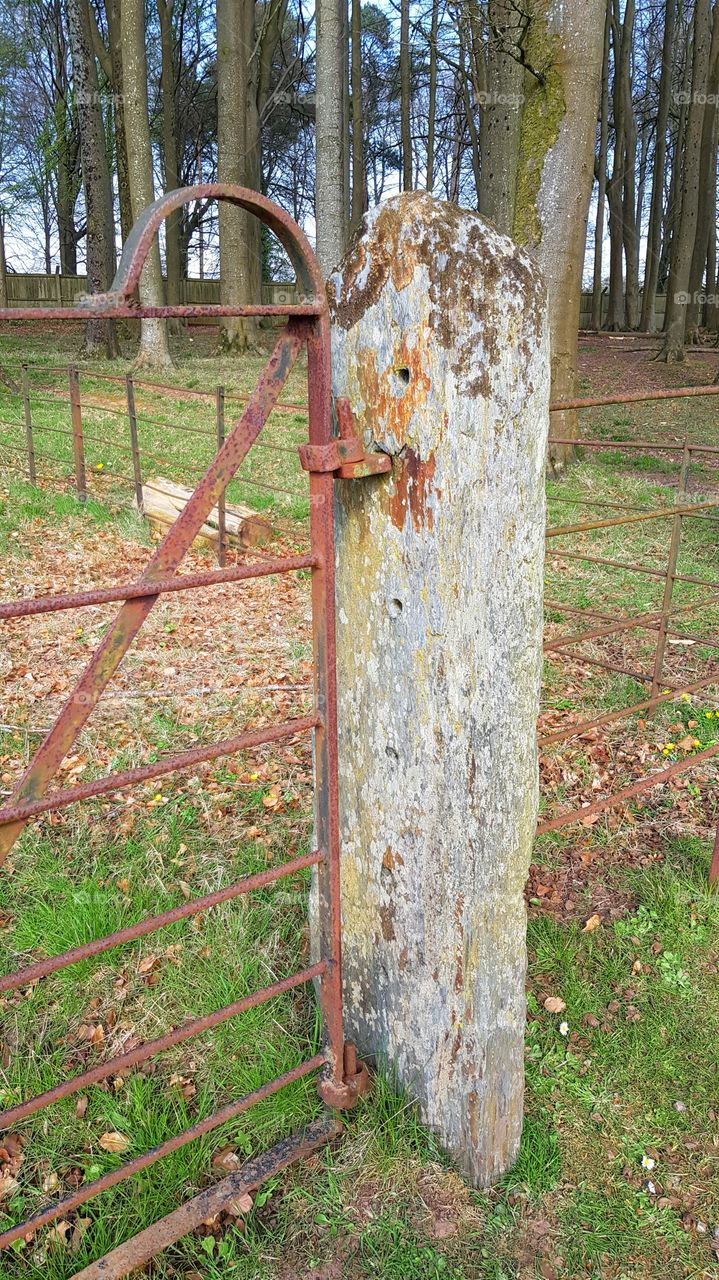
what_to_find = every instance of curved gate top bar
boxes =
[0,183,326,321]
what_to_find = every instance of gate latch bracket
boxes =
[299,399,392,480]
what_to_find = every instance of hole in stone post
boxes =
[385,745,399,762]
[391,367,411,396]
[387,597,403,618]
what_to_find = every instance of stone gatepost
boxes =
[328,191,548,1186]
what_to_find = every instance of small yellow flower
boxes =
[663,743,675,751]
[706,712,714,719]
[680,693,691,703]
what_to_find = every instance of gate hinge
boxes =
[318,1041,371,1110]
[298,399,392,480]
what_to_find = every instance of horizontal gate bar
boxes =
[537,739,719,835]
[549,386,719,413]
[544,591,719,653]
[0,554,318,620]
[547,497,719,537]
[0,851,324,994]
[548,548,719,591]
[0,1053,326,1249]
[0,303,322,321]
[0,714,320,825]
[550,647,660,685]
[69,1113,343,1280]
[538,672,719,748]
[0,962,327,1128]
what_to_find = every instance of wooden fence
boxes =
[579,291,667,329]
[3,274,298,319]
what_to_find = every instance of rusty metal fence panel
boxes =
[543,406,719,877]
[0,185,383,1278]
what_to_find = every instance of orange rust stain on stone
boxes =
[389,449,438,533]
[468,1090,479,1148]
[454,948,463,994]
[379,902,396,942]
[398,947,409,971]
[382,847,404,871]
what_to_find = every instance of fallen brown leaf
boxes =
[98,1131,131,1154]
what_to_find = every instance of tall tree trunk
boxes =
[605,0,626,330]
[460,32,481,207]
[122,0,172,367]
[316,0,347,274]
[515,0,606,469]
[591,0,611,330]
[106,0,132,243]
[343,0,351,226]
[620,0,639,329]
[663,6,692,313]
[706,170,718,331]
[0,219,7,309]
[641,0,676,330]
[400,0,411,190]
[66,0,118,358]
[480,0,525,234]
[216,0,254,350]
[157,0,182,317]
[350,0,366,229]
[658,0,711,361]
[245,0,287,312]
[686,6,719,340]
[426,0,439,193]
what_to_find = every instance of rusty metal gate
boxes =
[0,186,388,1276]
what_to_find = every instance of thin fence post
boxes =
[649,438,691,710]
[21,364,36,486]
[125,374,143,509]
[216,385,226,566]
[68,364,87,502]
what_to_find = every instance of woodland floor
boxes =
[0,324,719,1278]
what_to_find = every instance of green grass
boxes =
[2,334,719,1276]
[0,326,311,527]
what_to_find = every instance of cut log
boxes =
[137,476,271,548]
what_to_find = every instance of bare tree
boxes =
[315,0,347,275]
[658,0,711,361]
[66,0,117,358]
[157,0,182,315]
[480,0,525,234]
[400,0,411,189]
[516,0,606,468]
[591,0,611,330]
[350,0,366,229]
[640,0,677,331]
[122,0,172,367]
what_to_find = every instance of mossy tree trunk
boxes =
[512,0,605,471]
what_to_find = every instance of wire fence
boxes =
[2,368,719,873]
[0,360,311,557]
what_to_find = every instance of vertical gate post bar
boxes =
[21,363,36,485]
[305,309,347,1098]
[216,385,226,567]
[68,364,87,503]
[125,373,144,509]
[649,438,691,712]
